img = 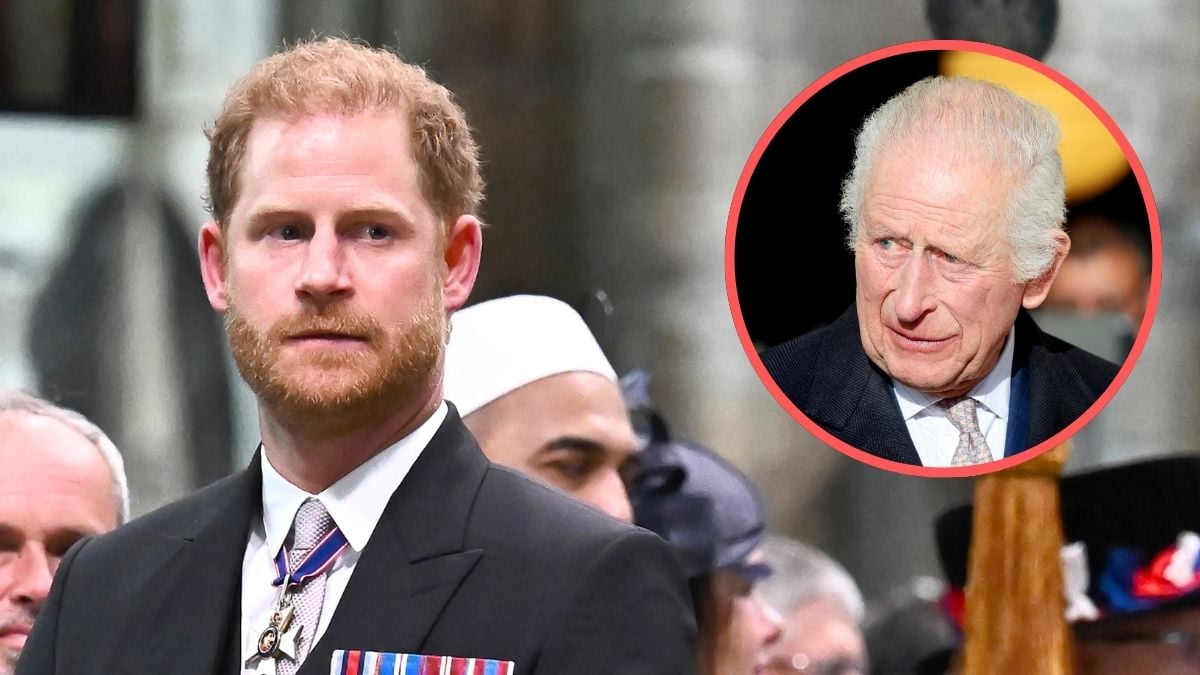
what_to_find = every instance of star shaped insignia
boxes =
[276,622,302,661]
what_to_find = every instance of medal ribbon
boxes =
[271,525,350,587]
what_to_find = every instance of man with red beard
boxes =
[0,391,127,675]
[16,38,694,675]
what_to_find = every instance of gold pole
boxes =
[962,444,1073,675]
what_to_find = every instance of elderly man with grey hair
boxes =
[761,76,1119,467]
[758,536,866,675]
[0,390,128,674]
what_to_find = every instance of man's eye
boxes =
[877,238,894,249]
[548,459,591,482]
[277,225,303,240]
[0,532,21,553]
[363,225,391,240]
[46,536,83,558]
[940,251,964,265]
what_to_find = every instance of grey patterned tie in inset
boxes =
[937,396,993,466]
[277,498,335,675]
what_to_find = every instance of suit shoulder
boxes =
[760,308,859,406]
[79,472,246,557]
[1036,330,1121,393]
[449,466,695,672]
[760,327,824,398]
[761,326,825,370]
[471,465,651,549]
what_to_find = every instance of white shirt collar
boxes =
[893,326,1015,420]
[259,402,448,555]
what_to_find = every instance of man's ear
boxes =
[198,221,230,312]
[442,215,482,313]
[1021,229,1071,309]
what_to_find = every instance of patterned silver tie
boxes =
[937,396,993,466]
[277,498,335,675]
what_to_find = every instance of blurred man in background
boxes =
[861,577,960,675]
[758,536,867,675]
[1043,213,1151,334]
[444,294,639,521]
[0,390,127,674]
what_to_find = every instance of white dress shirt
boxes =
[893,328,1015,467]
[239,403,447,674]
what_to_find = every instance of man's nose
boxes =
[583,470,634,523]
[6,545,54,611]
[892,253,937,323]
[295,228,352,303]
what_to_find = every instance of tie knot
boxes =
[290,498,335,555]
[937,396,981,434]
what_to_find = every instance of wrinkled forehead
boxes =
[864,145,1017,227]
[526,372,636,442]
[868,124,1027,184]
[0,412,119,526]
[241,110,413,171]
[0,411,94,459]
[868,133,1018,187]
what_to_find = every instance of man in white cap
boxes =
[444,295,638,521]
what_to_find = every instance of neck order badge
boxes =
[249,522,350,666]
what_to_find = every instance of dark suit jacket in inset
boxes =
[760,305,1119,466]
[16,409,696,674]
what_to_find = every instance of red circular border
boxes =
[725,39,1162,478]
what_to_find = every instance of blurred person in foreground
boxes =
[938,456,1200,674]
[758,536,867,675]
[629,402,783,674]
[17,38,694,675]
[444,294,638,521]
[761,76,1118,467]
[0,390,128,674]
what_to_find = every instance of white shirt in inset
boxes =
[893,327,1014,467]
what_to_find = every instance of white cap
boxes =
[444,295,618,417]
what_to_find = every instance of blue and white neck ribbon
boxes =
[271,525,350,587]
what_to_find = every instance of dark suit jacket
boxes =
[760,305,1119,465]
[16,408,696,674]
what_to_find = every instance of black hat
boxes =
[938,455,1200,624]
[623,375,769,582]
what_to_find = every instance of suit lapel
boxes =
[1015,311,1085,450]
[1006,317,1033,455]
[852,374,920,465]
[805,307,921,465]
[299,410,488,673]
[142,458,260,674]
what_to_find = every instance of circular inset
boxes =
[726,40,1160,477]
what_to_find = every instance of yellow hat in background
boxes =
[941,50,1128,204]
